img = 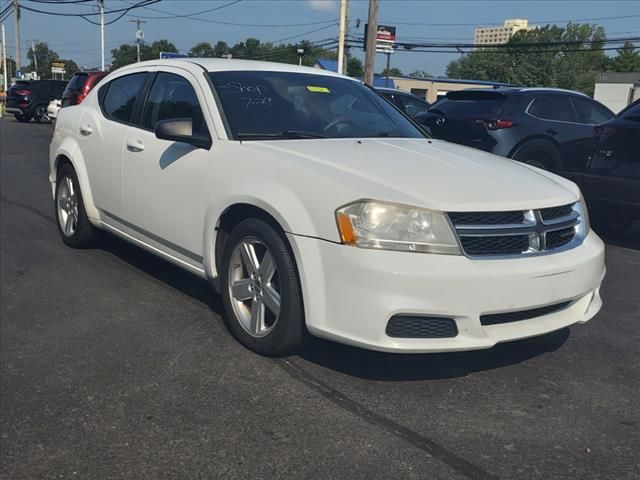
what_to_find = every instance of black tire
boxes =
[33,104,50,124]
[14,113,30,123]
[220,218,306,356]
[601,213,634,235]
[55,164,97,248]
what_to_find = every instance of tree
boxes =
[408,69,433,78]
[347,56,363,77]
[25,42,59,79]
[111,39,178,70]
[608,42,640,72]
[190,42,216,57]
[380,67,403,76]
[445,23,609,95]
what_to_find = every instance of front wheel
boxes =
[220,218,306,356]
[55,164,97,248]
[33,105,51,123]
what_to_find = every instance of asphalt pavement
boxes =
[1,117,639,480]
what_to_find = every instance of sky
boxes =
[2,0,639,76]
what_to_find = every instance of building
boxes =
[474,19,532,45]
[312,60,513,103]
[594,72,640,113]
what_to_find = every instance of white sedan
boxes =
[49,59,605,356]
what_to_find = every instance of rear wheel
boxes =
[55,164,97,248]
[33,105,50,123]
[220,218,306,356]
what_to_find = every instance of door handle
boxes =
[546,128,558,136]
[79,124,93,136]
[126,140,145,152]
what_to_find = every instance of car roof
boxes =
[117,58,358,81]
[479,86,590,97]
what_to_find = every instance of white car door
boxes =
[78,71,149,217]
[121,69,213,262]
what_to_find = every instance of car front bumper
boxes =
[289,231,605,353]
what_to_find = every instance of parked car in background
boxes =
[6,79,67,123]
[48,99,61,120]
[579,99,640,234]
[50,59,605,356]
[415,88,615,181]
[61,71,107,108]
[377,87,430,117]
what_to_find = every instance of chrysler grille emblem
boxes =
[436,117,446,126]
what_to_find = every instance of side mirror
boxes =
[155,118,212,150]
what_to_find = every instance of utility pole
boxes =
[2,25,7,90]
[13,0,20,74]
[337,0,347,75]
[98,0,105,70]
[31,39,38,75]
[363,0,378,86]
[129,18,146,62]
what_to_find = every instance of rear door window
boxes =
[528,96,578,123]
[571,97,614,125]
[100,73,148,124]
[66,74,88,93]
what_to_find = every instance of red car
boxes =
[61,71,108,107]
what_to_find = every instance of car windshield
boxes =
[208,71,426,140]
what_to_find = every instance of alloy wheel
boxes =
[227,237,281,338]
[57,176,79,237]
[35,106,50,123]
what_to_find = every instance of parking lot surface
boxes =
[1,117,639,480]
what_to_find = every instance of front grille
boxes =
[480,301,572,326]
[546,226,576,249]
[449,211,524,225]
[448,203,580,258]
[460,235,530,256]
[386,316,458,338]
[540,204,574,222]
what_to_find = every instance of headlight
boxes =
[576,192,590,237]
[336,200,461,255]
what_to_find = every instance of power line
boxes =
[19,0,160,17]
[268,24,337,44]
[120,0,337,27]
[126,0,242,19]
[381,14,640,27]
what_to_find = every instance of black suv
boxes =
[415,88,615,180]
[6,79,67,123]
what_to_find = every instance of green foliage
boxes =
[408,69,434,78]
[110,40,179,70]
[445,23,609,95]
[380,67,403,76]
[111,37,363,77]
[608,42,640,72]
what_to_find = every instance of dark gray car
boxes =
[415,88,615,182]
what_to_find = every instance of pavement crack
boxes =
[1,194,56,227]
[275,358,499,480]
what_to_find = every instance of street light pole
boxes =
[297,47,304,66]
[31,39,38,75]
[363,0,378,86]
[99,0,105,70]
[2,25,7,90]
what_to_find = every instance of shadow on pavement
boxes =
[99,232,224,315]
[297,328,570,381]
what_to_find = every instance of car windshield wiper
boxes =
[236,130,328,140]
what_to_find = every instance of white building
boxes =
[594,72,640,113]
[474,19,532,45]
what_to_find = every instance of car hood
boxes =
[251,138,579,212]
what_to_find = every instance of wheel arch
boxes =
[509,136,562,172]
[51,144,99,220]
